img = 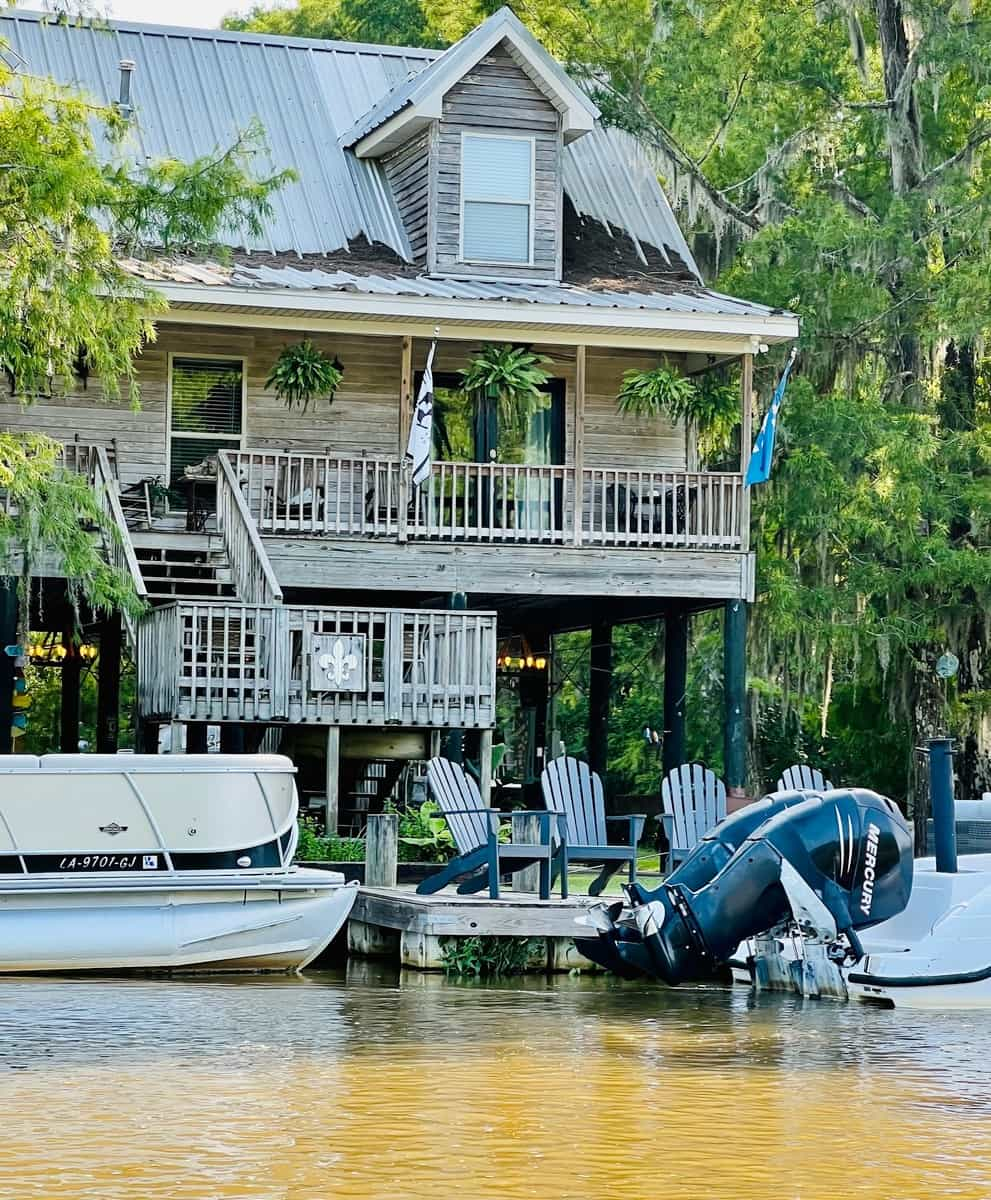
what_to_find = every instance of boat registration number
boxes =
[56,854,161,872]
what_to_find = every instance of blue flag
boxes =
[745,348,797,487]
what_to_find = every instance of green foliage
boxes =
[388,799,456,863]
[295,817,365,862]
[440,935,541,976]
[617,366,740,461]
[460,344,552,445]
[265,340,343,411]
[19,644,138,754]
[225,0,444,47]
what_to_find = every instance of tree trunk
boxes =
[875,0,923,195]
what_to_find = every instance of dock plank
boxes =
[354,885,597,938]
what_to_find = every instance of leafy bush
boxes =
[617,365,740,460]
[294,816,364,862]
[440,935,542,976]
[265,340,343,411]
[389,799,456,863]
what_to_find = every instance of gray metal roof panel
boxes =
[3,9,701,278]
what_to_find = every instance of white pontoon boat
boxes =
[0,754,357,973]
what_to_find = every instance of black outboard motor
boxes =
[577,788,913,985]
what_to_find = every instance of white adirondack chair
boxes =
[540,757,645,895]
[776,764,833,793]
[660,762,726,870]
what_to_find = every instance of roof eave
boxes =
[152,281,800,345]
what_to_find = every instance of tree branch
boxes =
[823,177,878,221]
[919,124,991,189]
[696,71,750,168]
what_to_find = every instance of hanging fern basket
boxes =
[265,340,343,412]
[617,363,740,460]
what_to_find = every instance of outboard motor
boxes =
[577,788,913,985]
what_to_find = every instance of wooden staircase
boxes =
[132,533,236,604]
[340,758,407,833]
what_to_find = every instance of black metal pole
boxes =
[724,599,747,798]
[662,609,688,776]
[929,736,957,873]
[0,580,17,755]
[59,631,81,754]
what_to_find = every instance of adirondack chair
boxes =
[540,757,645,896]
[418,758,567,899]
[776,764,834,792]
[660,763,727,870]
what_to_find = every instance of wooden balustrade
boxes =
[91,447,150,635]
[215,454,284,605]
[226,450,744,551]
[581,468,744,550]
[137,601,498,729]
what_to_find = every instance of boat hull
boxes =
[0,870,358,974]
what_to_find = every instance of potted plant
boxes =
[617,363,740,460]
[265,340,343,412]
[460,343,552,443]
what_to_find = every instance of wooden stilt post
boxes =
[60,631,80,754]
[724,599,748,809]
[325,725,341,834]
[588,621,612,780]
[96,612,122,754]
[663,609,689,776]
[479,727,493,806]
[139,721,160,754]
[444,591,467,764]
[0,581,17,755]
[366,812,398,887]
[220,724,245,753]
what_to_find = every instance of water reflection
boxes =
[1,966,989,1199]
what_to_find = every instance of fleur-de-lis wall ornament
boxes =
[318,637,360,686]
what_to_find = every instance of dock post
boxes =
[0,580,16,755]
[366,812,398,887]
[663,609,688,776]
[724,599,748,809]
[325,725,341,834]
[929,736,957,873]
[60,630,81,754]
[511,811,542,894]
[96,611,122,754]
[588,621,612,780]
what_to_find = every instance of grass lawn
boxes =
[565,851,662,897]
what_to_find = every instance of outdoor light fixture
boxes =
[27,639,98,665]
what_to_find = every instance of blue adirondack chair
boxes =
[417,758,567,899]
[661,762,726,870]
[540,757,645,895]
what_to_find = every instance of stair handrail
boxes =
[91,446,148,642]
[216,452,284,605]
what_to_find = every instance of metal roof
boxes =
[119,256,784,319]
[2,8,700,279]
[339,6,599,149]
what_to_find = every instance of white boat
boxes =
[845,853,991,1008]
[0,753,357,973]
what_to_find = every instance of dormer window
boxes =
[460,133,534,266]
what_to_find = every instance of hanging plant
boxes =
[460,344,552,445]
[265,340,343,412]
[617,364,740,460]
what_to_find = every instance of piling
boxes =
[929,736,957,873]
[366,812,399,888]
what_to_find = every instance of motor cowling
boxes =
[577,788,913,986]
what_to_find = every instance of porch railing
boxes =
[226,451,744,551]
[216,453,283,604]
[91,446,149,640]
[137,601,498,728]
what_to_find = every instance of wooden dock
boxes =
[348,885,607,971]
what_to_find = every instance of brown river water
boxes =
[1,964,989,1200]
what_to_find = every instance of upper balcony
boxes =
[230,450,745,552]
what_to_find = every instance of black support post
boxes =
[724,599,748,800]
[444,591,468,764]
[59,631,81,754]
[220,724,245,754]
[0,580,17,755]
[186,723,209,754]
[96,612,122,754]
[663,609,689,777]
[588,621,613,780]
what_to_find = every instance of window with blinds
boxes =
[169,357,244,488]
[461,134,534,265]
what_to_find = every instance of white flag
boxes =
[405,340,436,487]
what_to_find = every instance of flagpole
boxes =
[740,350,754,550]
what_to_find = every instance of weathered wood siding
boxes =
[383,131,430,265]
[430,41,563,280]
[0,327,688,484]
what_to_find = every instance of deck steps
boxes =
[132,535,237,603]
